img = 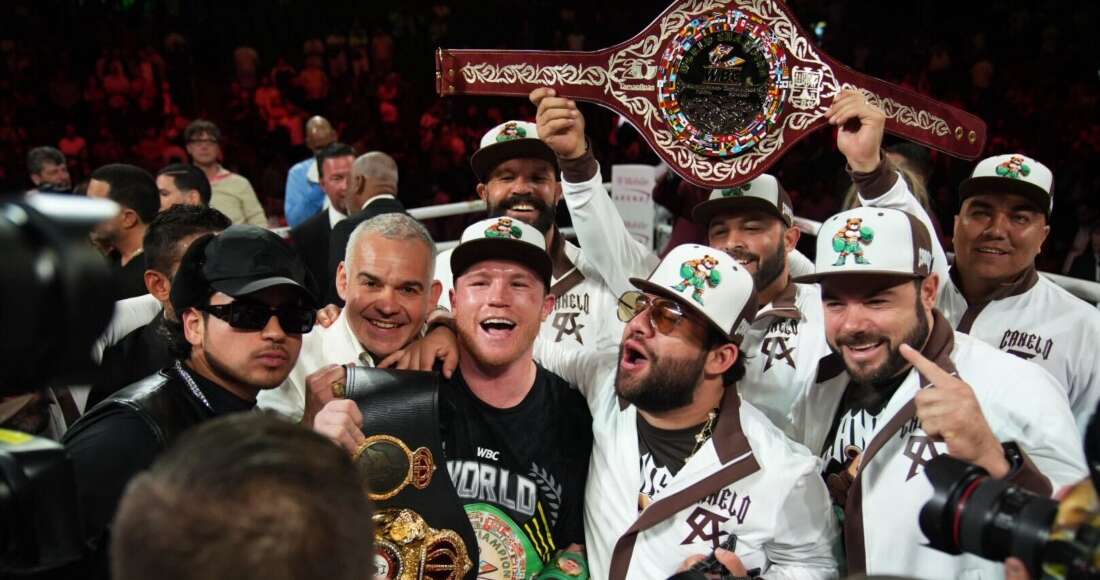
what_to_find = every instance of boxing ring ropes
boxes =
[278,192,1100,303]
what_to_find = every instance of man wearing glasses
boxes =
[529,88,828,435]
[533,244,838,579]
[63,225,319,579]
[184,119,268,226]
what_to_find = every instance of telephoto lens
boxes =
[920,455,1059,574]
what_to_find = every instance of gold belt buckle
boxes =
[372,508,473,580]
[353,434,437,501]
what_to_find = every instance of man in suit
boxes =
[327,151,404,305]
[284,116,338,227]
[288,142,356,299]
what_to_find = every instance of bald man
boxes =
[285,116,338,227]
[326,151,405,305]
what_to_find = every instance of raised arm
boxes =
[828,89,950,294]
[530,88,660,299]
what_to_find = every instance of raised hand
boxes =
[827,88,886,172]
[901,344,1010,478]
[530,87,587,160]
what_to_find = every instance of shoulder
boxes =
[290,211,328,238]
[738,400,821,478]
[953,333,1063,396]
[537,365,588,406]
[216,172,253,190]
[1035,277,1100,321]
[288,158,311,174]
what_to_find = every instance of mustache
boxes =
[725,248,759,262]
[495,193,552,213]
[834,331,887,348]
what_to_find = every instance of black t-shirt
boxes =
[88,312,174,409]
[821,374,907,482]
[109,250,147,301]
[637,414,707,510]
[439,365,592,579]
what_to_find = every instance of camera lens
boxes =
[921,455,1058,569]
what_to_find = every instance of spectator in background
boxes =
[156,163,212,211]
[58,123,89,177]
[288,142,355,298]
[184,119,268,226]
[111,413,373,580]
[327,151,404,305]
[27,146,72,192]
[284,116,338,226]
[1067,223,1100,284]
[86,163,160,301]
[88,205,231,409]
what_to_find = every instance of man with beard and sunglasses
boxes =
[528,88,834,433]
[430,120,627,354]
[787,206,1085,579]
[533,244,838,579]
[828,89,1100,434]
[62,225,319,579]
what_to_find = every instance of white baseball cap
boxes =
[691,174,794,227]
[469,120,559,183]
[958,153,1053,216]
[451,217,552,288]
[629,243,758,344]
[794,207,935,283]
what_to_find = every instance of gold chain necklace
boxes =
[687,408,719,460]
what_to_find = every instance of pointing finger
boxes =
[900,343,957,387]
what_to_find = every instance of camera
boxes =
[920,408,1100,579]
[0,193,118,574]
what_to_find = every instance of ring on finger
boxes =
[331,378,347,399]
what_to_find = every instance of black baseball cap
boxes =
[170,225,320,313]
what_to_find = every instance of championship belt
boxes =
[342,367,476,580]
[436,0,987,188]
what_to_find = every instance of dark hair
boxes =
[184,119,222,143]
[144,205,231,275]
[162,233,218,358]
[315,142,356,179]
[886,142,933,182]
[705,329,748,386]
[157,163,213,206]
[89,163,160,224]
[26,146,66,175]
[111,413,373,580]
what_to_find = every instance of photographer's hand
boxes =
[901,344,1010,478]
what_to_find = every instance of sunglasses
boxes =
[202,302,316,334]
[617,291,694,335]
[188,138,218,145]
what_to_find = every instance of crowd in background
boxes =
[2,0,1098,275]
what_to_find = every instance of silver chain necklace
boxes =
[174,360,213,411]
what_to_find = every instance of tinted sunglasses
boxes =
[202,302,316,334]
[617,291,694,335]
